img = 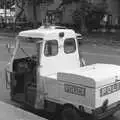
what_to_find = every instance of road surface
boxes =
[0,101,47,120]
[0,36,120,119]
[80,44,120,65]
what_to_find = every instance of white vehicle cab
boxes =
[5,25,120,120]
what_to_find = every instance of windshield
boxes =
[13,37,43,59]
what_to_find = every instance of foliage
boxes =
[0,0,15,9]
[27,0,53,5]
[15,0,26,20]
[72,0,108,31]
[61,0,79,5]
[27,0,41,5]
[87,2,107,30]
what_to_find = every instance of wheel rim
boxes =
[61,107,81,120]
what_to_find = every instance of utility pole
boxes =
[4,0,7,24]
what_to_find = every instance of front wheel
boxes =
[61,106,83,120]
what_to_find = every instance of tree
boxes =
[13,0,25,31]
[86,0,108,31]
[15,0,25,21]
[26,0,38,28]
[27,0,49,28]
[14,0,41,30]
[72,0,108,32]
[72,0,89,33]
[32,0,37,28]
[59,0,89,33]
[0,0,15,9]
[59,0,107,33]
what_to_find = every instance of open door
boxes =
[9,69,37,105]
[9,40,43,108]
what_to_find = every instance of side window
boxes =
[64,38,76,54]
[44,40,58,56]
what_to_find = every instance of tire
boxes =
[61,106,83,120]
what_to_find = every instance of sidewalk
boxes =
[0,101,47,120]
[0,29,17,37]
[82,31,120,48]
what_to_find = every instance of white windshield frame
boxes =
[10,36,43,64]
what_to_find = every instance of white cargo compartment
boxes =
[58,63,120,109]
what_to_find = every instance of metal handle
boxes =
[5,69,11,89]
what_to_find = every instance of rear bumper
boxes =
[92,101,120,120]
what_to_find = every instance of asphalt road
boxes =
[80,44,120,65]
[0,36,120,119]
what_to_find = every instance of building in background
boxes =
[16,0,120,27]
[87,0,120,26]
[107,0,120,26]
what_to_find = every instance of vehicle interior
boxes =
[11,57,37,103]
[10,38,40,104]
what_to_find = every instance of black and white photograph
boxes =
[0,0,120,120]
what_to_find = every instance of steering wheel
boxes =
[17,61,30,73]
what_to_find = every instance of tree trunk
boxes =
[80,15,87,34]
[14,0,25,31]
[33,0,37,28]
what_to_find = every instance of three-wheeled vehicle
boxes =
[5,25,120,120]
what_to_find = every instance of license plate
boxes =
[100,82,120,97]
[64,83,86,96]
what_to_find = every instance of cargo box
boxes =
[58,64,120,109]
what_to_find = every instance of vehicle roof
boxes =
[39,25,67,29]
[18,27,76,40]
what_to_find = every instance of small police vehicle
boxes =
[5,24,120,120]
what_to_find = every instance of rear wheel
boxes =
[61,106,83,120]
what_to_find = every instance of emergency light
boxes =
[59,32,64,38]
